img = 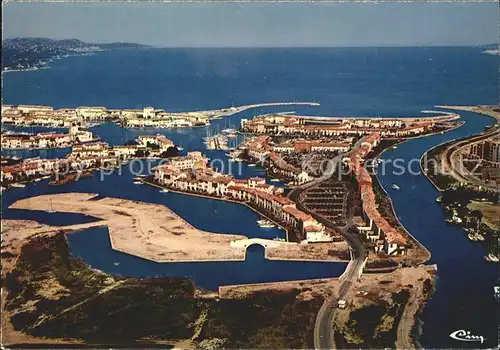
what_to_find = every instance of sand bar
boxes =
[10,193,247,262]
[10,193,349,263]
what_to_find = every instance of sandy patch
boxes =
[10,193,248,262]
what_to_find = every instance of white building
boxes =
[143,107,155,118]
[17,105,54,114]
[76,106,108,119]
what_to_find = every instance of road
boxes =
[442,126,499,192]
[286,152,367,350]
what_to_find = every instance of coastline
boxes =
[1,218,327,348]
[2,51,100,75]
[10,192,350,264]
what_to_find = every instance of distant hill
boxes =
[479,43,499,56]
[2,37,150,72]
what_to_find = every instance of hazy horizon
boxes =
[3,36,498,49]
[3,2,498,48]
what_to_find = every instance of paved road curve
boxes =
[286,152,367,350]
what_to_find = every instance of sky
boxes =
[3,2,498,47]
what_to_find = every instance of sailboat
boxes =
[46,199,56,213]
[177,140,184,151]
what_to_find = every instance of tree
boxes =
[160,146,180,159]
[146,141,160,150]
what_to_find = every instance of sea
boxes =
[2,47,498,348]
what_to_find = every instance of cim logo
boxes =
[449,329,486,344]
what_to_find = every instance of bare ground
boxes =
[10,193,350,263]
[333,267,435,349]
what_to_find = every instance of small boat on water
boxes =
[271,178,280,182]
[436,196,442,203]
[11,183,26,188]
[221,128,238,135]
[135,174,147,178]
[114,262,120,266]
[42,175,51,179]
[257,219,276,228]
[34,178,41,182]
[494,286,500,299]
[133,181,143,185]
[46,199,56,214]
[488,253,499,262]
[248,164,256,167]
[468,233,477,241]
[392,184,400,190]
[178,147,184,151]
[160,188,169,193]
[392,146,398,149]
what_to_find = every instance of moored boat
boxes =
[257,219,276,228]
[11,183,26,188]
[488,253,499,262]
[392,184,400,190]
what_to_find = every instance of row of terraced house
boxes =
[153,152,332,243]
[349,133,408,255]
[1,126,94,150]
[241,114,433,137]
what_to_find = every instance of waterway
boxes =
[2,47,498,348]
[378,110,499,348]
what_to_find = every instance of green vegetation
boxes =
[200,290,322,349]
[440,187,499,256]
[420,142,458,190]
[3,232,322,348]
[335,289,412,348]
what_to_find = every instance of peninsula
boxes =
[9,193,349,262]
[2,104,465,349]
[421,105,499,262]
[1,102,320,129]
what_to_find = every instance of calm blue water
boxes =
[378,110,499,348]
[67,226,345,291]
[2,47,498,348]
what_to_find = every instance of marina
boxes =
[1,45,498,348]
